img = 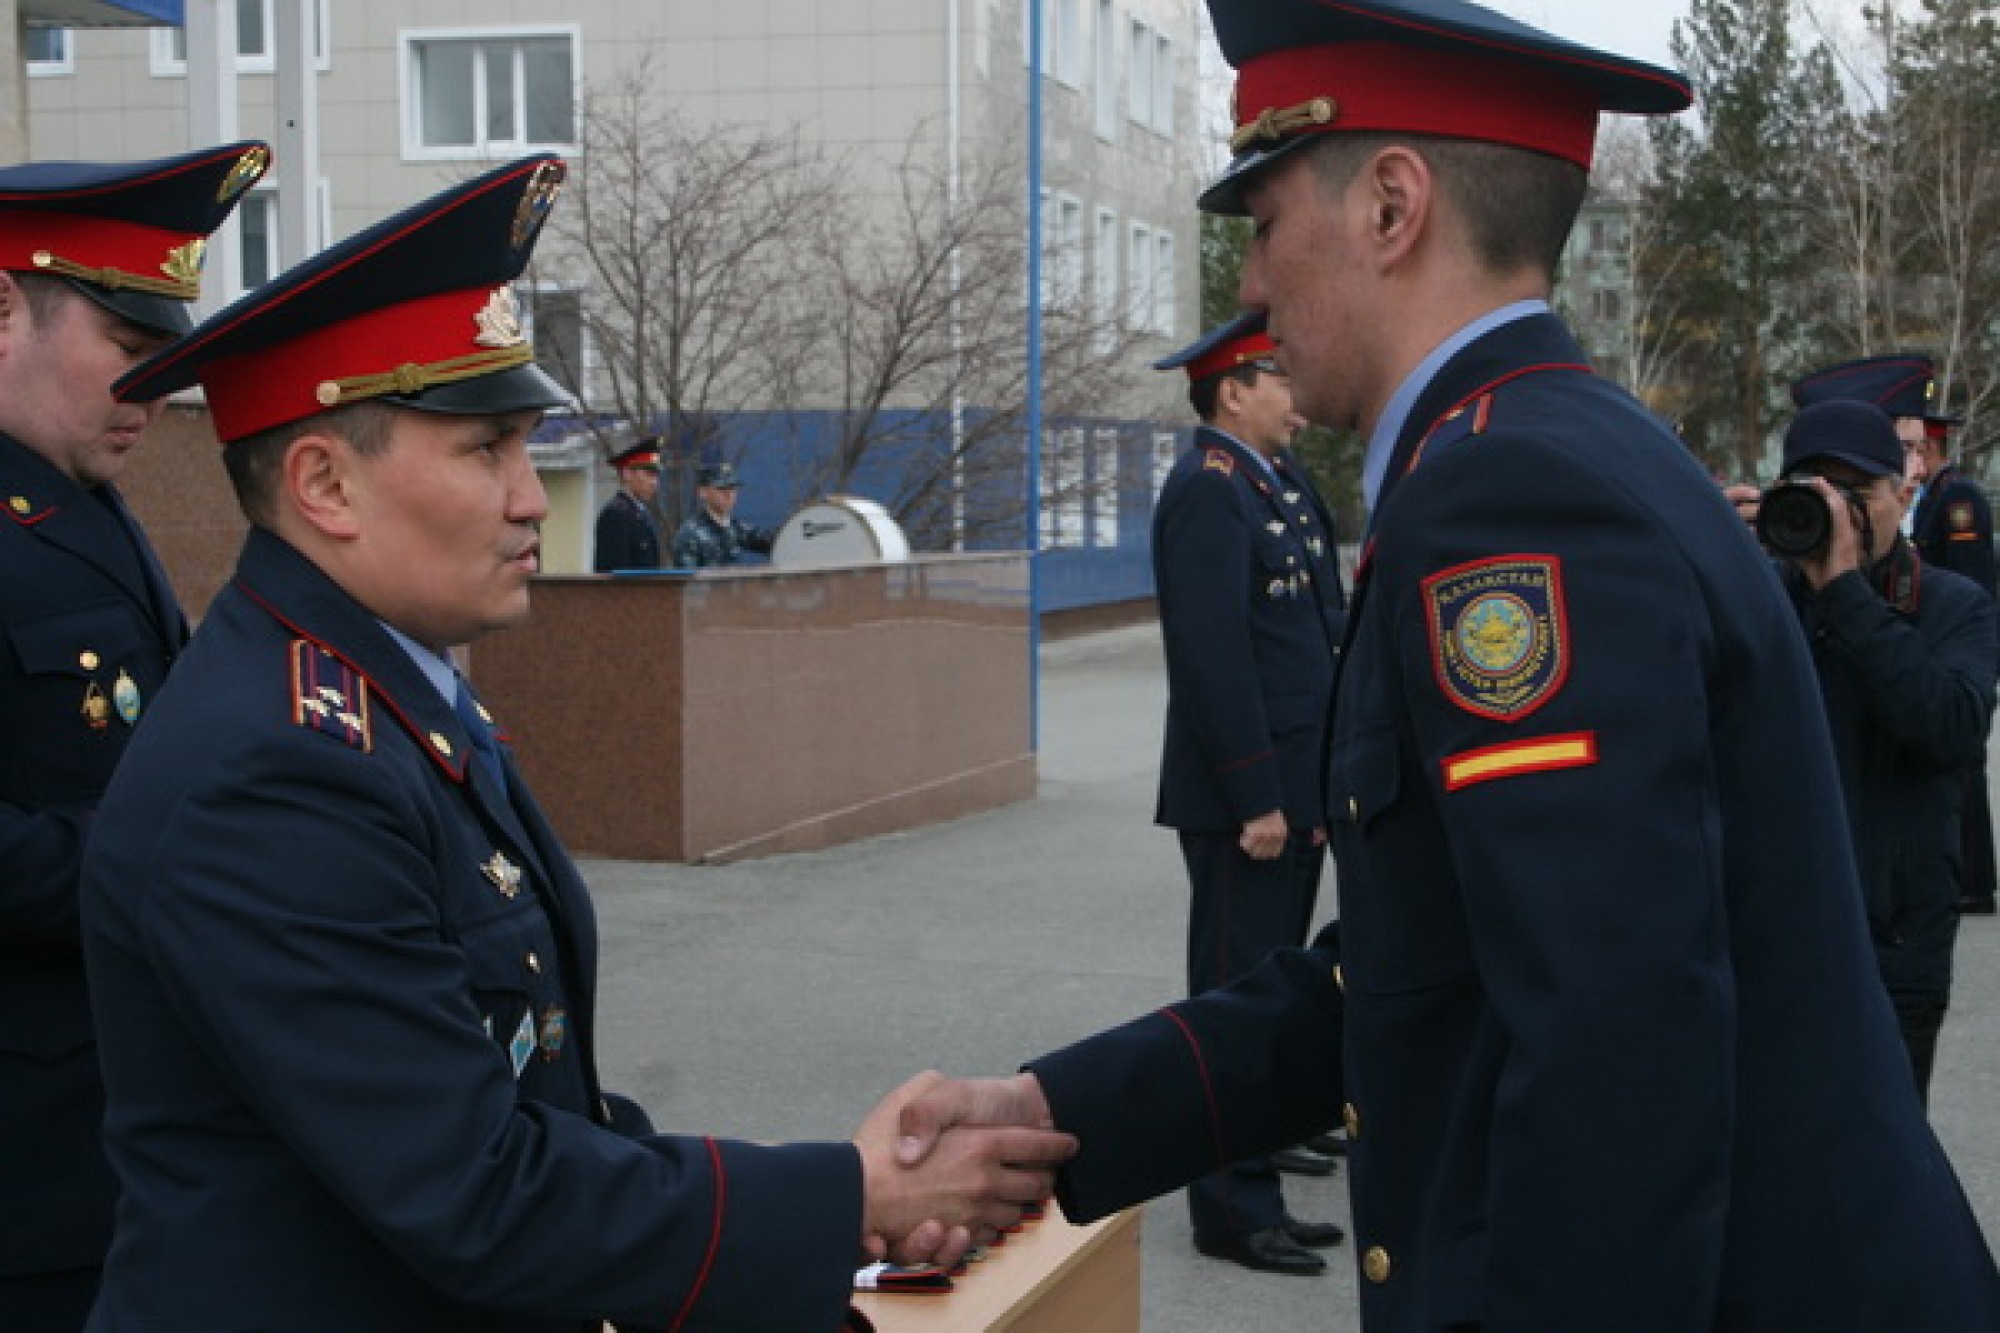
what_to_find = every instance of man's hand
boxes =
[854,1072,1073,1268]
[1793,476,1865,590]
[1240,809,1288,861]
[1722,482,1760,531]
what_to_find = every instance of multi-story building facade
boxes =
[20,0,1204,604]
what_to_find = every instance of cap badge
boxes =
[218,145,270,203]
[472,286,526,351]
[162,239,207,288]
[510,161,564,251]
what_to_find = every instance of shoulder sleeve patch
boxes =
[1948,501,1977,534]
[1423,554,1570,721]
[1202,448,1235,477]
[289,639,372,752]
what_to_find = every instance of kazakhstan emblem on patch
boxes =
[1424,555,1569,721]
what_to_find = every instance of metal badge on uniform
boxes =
[1949,501,1976,533]
[1424,555,1570,721]
[1267,520,1286,535]
[1268,578,1287,599]
[537,1006,568,1061]
[481,851,524,899]
[80,682,110,731]
[507,1010,536,1079]
[112,669,142,724]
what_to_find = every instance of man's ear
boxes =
[1364,145,1433,267]
[0,271,27,352]
[281,431,365,541]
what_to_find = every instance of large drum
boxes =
[771,496,910,569]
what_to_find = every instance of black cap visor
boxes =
[67,278,193,339]
[379,361,573,418]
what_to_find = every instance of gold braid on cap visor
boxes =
[313,343,537,408]
[1230,96,1340,154]
[31,238,206,300]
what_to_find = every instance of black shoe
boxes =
[1194,1227,1328,1276]
[1958,896,1997,915]
[1271,1146,1338,1177]
[1280,1213,1346,1248]
[1300,1131,1348,1157]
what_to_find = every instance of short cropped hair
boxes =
[223,401,398,527]
[1190,363,1264,424]
[1305,133,1588,280]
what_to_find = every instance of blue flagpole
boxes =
[1027,0,1045,754]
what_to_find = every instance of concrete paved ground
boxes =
[587,623,2000,1332]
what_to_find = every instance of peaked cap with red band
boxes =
[114,154,572,442]
[0,141,270,337]
[1790,354,1943,423]
[1198,0,1693,215]
[610,439,663,471]
[1153,310,1278,383]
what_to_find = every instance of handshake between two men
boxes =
[854,1071,1061,1266]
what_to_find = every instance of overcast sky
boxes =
[1482,0,1875,69]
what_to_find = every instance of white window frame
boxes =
[1090,427,1121,547]
[25,26,73,76]
[525,281,592,405]
[1040,425,1087,550]
[234,179,331,292]
[1127,18,1153,126]
[1153,230,1176,335]
[1150,31,1174,136]
[1092,206,1119,351]
[400,25,582,162]
[151,0,330,75]
[1093,0,1118,140]
[1126,220,1153,330]
[1152,429,1178,498]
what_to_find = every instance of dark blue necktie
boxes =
[453,678,506,791]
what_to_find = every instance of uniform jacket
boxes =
[1029,314,2000,1331]
[671,509,773,569]
[593,489,661,572]
[1785,548,1997,1002]
[82,527,862,1332]
[0,430,185,1276]
[1912,463,1997,597]
[1153,426,1346,831]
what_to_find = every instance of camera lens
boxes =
[1757,482,1833,559]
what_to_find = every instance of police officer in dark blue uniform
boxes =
[671,460,775,568]
[894,2,2000,1328]
[1151,312,1347,1276]
[592,437,663,572]
[81,155,1073,1333]
[1796,355,2000,914]
[1758,399,1997,1102]
[0,141,268,1332]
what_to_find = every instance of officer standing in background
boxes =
[894,1,2000,1327]
[81,155,1071,1332]
[591,436,663,571]
[671,459,775,568]
[1795,354,1999,915]
[0,142,267,1332]
[1151,311,1347,1277]
[1756,399,1996,1102]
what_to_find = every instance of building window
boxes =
[1028,0,1086,85]
[153,0,329,75]
[1127,19,1172,135]
[1127,221,1153,331]
[1152,429,1178,497]
[26,26,73,76]
[403,28,579,159]
[1092,207,1119,351]
[1041,426,1087,550]
[1040,191,1084,310]
[238,192,278,290]
[1153,231,1175,335]
[527,285,587,402]
[1091,427,1121,547]
[1591,288,1622,322]
[1093,0,1118,141]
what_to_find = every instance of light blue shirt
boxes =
[379,621,458,707]
[1361,299,1551,519]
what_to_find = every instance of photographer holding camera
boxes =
[1740,399,1998,1102]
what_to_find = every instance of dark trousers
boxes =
[1963,763,1996,904]
[1179,828,1324,1241]
[0,1267,100,1333]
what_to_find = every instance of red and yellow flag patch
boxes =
[1442,731,1599,791]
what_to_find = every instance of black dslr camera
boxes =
[1755,479,1869,561]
